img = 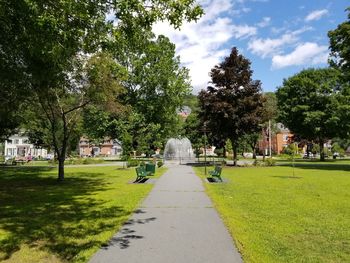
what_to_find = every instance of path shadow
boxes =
[0,167,132,261]
[186,162,217,167]
[101,209,156,249]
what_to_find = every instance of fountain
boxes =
[164,137,194,163]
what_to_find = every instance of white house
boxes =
[4,134,48,159]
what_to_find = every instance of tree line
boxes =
[182,7,350,163]
[0,0,203,180]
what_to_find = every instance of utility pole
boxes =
[269,120,272,157]
[204,123,207,176]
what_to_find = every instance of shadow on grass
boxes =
[271,175,302,179]
[0,167,132,261]
[278,162,350,172]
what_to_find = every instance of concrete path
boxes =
[89,164,242,263]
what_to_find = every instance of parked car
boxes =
[45,154,53,160]
[4,155,13,161]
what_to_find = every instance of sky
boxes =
[153,0,349,93]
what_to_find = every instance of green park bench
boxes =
[135,166,147,181]
[135,163,156,182]
[209,165,223,182]
[145,163,156,176]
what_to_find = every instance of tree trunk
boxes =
[58,157,65,181]
[57,132,68,181]
[319,140,325,162]
[233,145,237,166]
[250,142,257,159]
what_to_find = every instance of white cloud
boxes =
[248,27,312,58]
[305,9,328,22]
[272,42,328,69]
[153,0,257,93]
[248,34,297,58]
[232,24,257,38]
[257,17,271,27]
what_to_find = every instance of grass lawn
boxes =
[0,165,166,263]
[195,161,350,263]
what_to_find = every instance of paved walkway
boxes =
[89,164,242,263]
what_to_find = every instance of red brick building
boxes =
[258,123,293,155]
[79,137,122,157]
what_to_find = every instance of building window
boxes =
[283,135,289,142]
[7,139,12,144]
[14,139,19,144]
[23,139,29,144]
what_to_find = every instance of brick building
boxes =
[258,123,293,155]
[79,137,122,157]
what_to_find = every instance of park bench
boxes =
[209,165,223,182]
[145,163,156,176]
[135,163,156,182]
[135,166,148,181]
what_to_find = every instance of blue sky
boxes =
[153,0,349,93]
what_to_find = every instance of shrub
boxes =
[48,159,58,165]
[253,159,261,166]
[127,159,139,168]
[194,148,203,158]
[265,158,276,166]
[157,161,164,168]
[241,162,251,167]
[63,158,104,165]
[282,144,299,155]
[214,148,224,157]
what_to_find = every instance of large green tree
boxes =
[26,53,124,180]
[198,47,264,166]
[83,33,192,156]
[112,31,192,147]
[328,7,350,140]
[328,7,350,82]
[276,68,344,161]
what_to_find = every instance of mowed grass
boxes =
[195,162,350,263]
[0,165,166,263]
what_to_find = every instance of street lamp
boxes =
[201,123,209,176]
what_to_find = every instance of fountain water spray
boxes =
[164,137,194,163]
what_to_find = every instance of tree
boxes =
[276,68,343,161]
[113,32,192,146]
[198,47,264,166]
[328,7,350,140]
[27,53,124,180]
[240,133,260,159]
[331,142,345,157]
[82,34,193,158]
[259,92,279,160]
[0,0,203,180]
[181,111,204,160]
[328,7,350,81]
